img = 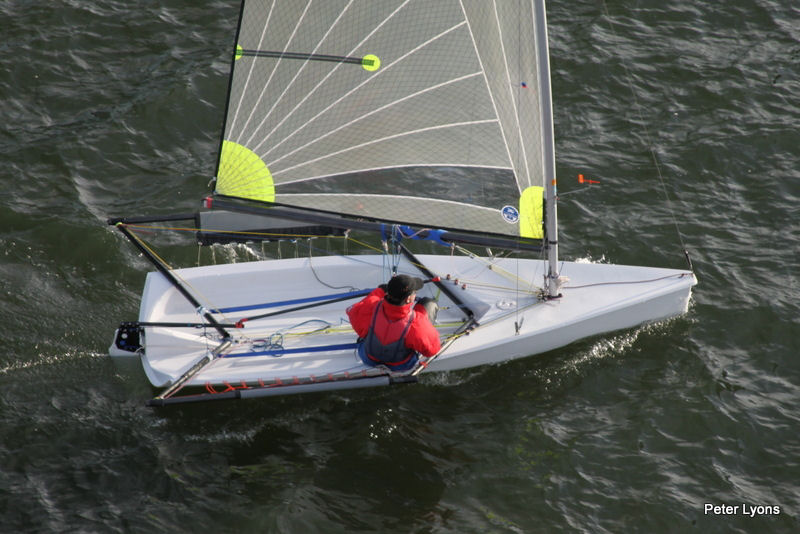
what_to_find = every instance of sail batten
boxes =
[236,0,315,145]
[216,0,554,242]
[240,0,355,148]
[228,0,277,140]
[272,119,500,178]
[258,19,470,159]
[263,70,486,169]
[493,0,532,191]
[277,163,514,188]
[247,0,413,154]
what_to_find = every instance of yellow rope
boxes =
[274,320,465,339]
[124,223,391,258]
[124,223,340,241]
[453,244,540,291]
[344,235,384,254]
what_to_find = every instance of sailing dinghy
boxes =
[108,0,696,405]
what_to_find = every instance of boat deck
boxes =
[111,254,695,395]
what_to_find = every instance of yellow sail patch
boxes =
[519,186,544,239]
[361,54,380,71]
[216,140,275,202]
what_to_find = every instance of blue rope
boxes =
[224,342,360,358]
[212,288,370,314]
[397,225,449,247]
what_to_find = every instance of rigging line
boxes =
[124,226,233,325]
[269,320,464,341]
[249,0,413,153]
[515,239,521,330]
[229,0,277,138]
[238,0,356,148]
[294,236,385,262]
[432,270,539,295]
[452,244,538,290]
[124,223,338,241]
[562,272,692,290]
[277,319,335,338]
[533,244,546,291]
[599,0,688,254]
[213,237,386,272]
[454,280,537,294]
[436,245,540,294]
[514,0,523,193]
[458,0,521,192]
[264,71,485,170]
[257,18,469,157]
[271,119,498,177]
[235,0,314,145]
[493,0,532,190]
[513,0,524,329]
[345,235,385,255]
[307,238,359,291]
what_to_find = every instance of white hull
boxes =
[110,254,696,397]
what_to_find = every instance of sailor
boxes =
[347,274,441,371]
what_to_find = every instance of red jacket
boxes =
[347,288,441,358]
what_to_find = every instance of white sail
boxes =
[215,0,553,240]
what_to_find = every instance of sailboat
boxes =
[108,0,696,406]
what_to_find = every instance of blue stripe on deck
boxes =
[224,343,360,358]
[211,289,370,314]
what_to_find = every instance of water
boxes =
[1,1,798,532]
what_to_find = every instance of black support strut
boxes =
[110,222,231,340]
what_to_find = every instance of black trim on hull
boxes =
[146,374,418,407]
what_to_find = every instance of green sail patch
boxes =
[216,140,275,203]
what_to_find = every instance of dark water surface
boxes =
[2,1,798,532]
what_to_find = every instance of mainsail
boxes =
[214,0,555,243]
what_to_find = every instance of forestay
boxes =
[214,0,555,241]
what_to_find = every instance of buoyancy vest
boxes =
[362,301,417,367]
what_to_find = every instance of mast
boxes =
[533,0,560,297]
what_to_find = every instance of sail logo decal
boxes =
[501,205,520,224]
